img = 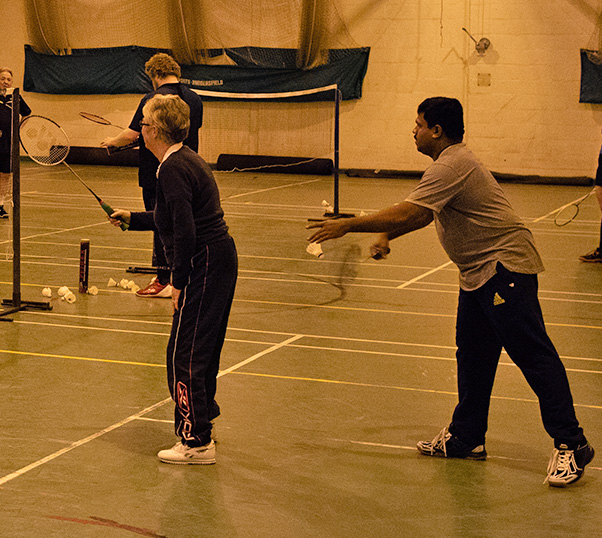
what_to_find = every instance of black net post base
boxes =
[307,211,355,222]
[0,298,53,321]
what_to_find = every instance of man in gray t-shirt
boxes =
[307,96,593,487]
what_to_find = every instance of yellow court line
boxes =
[229,371,602,410]
[0,349,165,368]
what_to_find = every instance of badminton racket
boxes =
[553,188,596,226]
[19,115,129,230]
[79,112,139,155]
[79,112,126,130]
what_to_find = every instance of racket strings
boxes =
[20,116,70,166]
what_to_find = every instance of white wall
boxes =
[3,0,602,178]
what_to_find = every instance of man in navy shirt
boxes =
[102,53,203,297]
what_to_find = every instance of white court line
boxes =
[396,261,454,289]
[328,438,602,470]
[0,334,304,486]
[0,221,107,246]
[221,177,323,201]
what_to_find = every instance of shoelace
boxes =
[544,448,578,484]
[429,427,452,456]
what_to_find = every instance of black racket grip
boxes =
[106,140,139,155]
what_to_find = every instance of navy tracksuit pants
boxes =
[449,263,585,449]
[166,236,238,447]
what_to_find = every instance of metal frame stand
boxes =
[1,88,52,321]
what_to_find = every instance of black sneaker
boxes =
[579,248,602,263]
[0,206,8,219]
[417,427,487,460]
[545,442,595,487]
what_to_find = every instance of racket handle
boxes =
[106,140,139,155]
[100,201,129,231]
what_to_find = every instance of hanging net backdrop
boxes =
[24,0,359,68]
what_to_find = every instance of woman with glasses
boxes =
[110,94,237,464]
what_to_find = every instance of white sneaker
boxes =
[157,440,216,465]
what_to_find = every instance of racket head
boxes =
[79,111,112,125]
[19,115,70,166]
[554,204,579,226]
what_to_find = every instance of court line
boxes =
[236,298,602,330]
[7,312,602,364]
[0,334,304,486]
[229,371,602,409]
[221,177,323,201]
[327,438,602,471]
[396,261,454,289]
[0,221,107,246]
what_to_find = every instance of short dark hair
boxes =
[417,97,464,141]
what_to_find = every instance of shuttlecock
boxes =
[107,277,117,287]
[57,286,70,297]
[41,287,52,297]
[306,242,324,258]
[119,278,129,289]
[126,280,137,289]
[87,286,98,295]
[321,200,334,213]
[359,210,367,217]
[130,284,140,293]
[63,291,76,303]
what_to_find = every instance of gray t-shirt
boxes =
[405,143,544,291]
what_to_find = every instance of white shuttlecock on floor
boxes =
[306,242,324,258]
[63,291,76,303]
[130,284,140,293]
[127,280,137,289]
[119,278,129,289]
[41,287,52,297]
[87,286,99,295]
[107,277,117,287]
[57,286,70,297]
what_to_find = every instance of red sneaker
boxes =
[135,277,173,298]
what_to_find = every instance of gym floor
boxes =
[1,160,601,537]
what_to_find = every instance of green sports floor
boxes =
[1,160,601,537]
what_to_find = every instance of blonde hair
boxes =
[142,94,190,144]
[144,53,181,80]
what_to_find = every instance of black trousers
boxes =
[166,236,238,446]
[449,263,585,449]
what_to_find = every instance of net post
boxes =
[11,88,21,309]
[0,88,52,318]
[325,86,354,219]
